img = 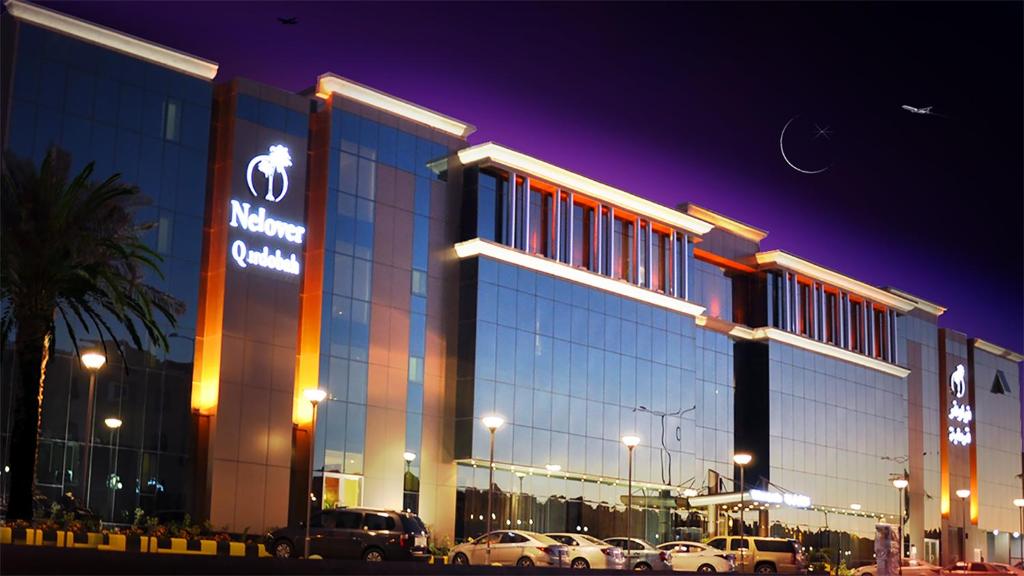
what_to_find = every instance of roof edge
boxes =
[680,203,769,243]
[755,250,916,312]
[881,287,947,317]
[316,73,475,139]
[4,0,218,80]
[971,338,1024,363]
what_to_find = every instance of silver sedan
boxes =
[547,533,627,570]
[604,537,674,571]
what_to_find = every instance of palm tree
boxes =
[1,149,183,520]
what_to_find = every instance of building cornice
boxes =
[752,327,911,378]
[971,338,1024,363]
[453,238,707,318]
[316,73,475,139]
[695,315,757,340]
[457,143,715,236]
[755,250,916,313]
[882,287,947,317]
[681,203,768,243]
[4,0,218,80]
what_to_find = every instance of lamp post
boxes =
[80,351,106,508]
[1014,499,1024,563]
[893,477,909,571]
[733,454,753,535]
[104,418,122,521]
[515,472,526,526]
[622,434,641,556]
[956,489,970,562]
[482,415,504,565]
[733,453,752,570]
[303,388,327,559]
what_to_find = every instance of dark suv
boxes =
[266,507,430,562]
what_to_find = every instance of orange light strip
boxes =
[292,106,330,426]
[190,87,234,415]
[693,247,757,273]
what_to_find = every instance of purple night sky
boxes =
[42,1,1024,353]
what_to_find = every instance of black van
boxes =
[266,507,430,561]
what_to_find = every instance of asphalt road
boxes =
[1,545,646,575]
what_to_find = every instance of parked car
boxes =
[658,541,736,573]
[705,536,807,573]
[265,507,429,561]
[449,530,569,567]
[547,532,627,569]
[944,562,1013,576]
[604,537,674,571]
[852,558,941,576]
[989,563,1024,576]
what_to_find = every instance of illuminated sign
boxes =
[947,364,972,446]
[247,145,292,202]
[229,145,305,276]
[750,489,811,508]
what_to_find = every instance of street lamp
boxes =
[545,464,561,474]
[683,488,699,498]
[1014,499,1024,563]
[482,415,504,564]
[80,351,106,508]
[956,488,970,562]
[850,503,863,511]
[733,453,752,536]
[893,477,909,567]
[303,388,327,559]
[105,417,122,521]
[622,434,641,556]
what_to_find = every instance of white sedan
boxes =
[547,533,627,569]
[658,541,736,573]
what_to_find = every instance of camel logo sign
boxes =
[229,144,305,276]
[246,145,292,202]
[947,364,972,446]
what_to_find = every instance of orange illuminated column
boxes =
[293,104,329,426]
[190,88,235,416]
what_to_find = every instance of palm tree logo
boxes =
[950,364,966,399]
[246,144,292,202]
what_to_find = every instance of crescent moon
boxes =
[780,116,829,174]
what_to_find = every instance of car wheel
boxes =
[272,539,294,558]
[452,553,469,565]
[698,564,717,573]
[571,557,591,569]
[362,547,385,562]
[634,562,653,571]
[755,562,777,573]
[517,557,535,567]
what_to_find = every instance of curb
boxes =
[0,527,270,558]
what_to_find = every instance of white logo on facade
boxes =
[947,364,972,446]
[246,145,292,202]
[950,364,966,398]
[229,144,304,276]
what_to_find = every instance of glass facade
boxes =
[766,341,908,536]
[314,104,451,511]
[1,23,212,520]
[453,256,734,542]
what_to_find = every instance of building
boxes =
[1,0,1021,564]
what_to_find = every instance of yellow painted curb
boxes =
[98,533,126,552]
[0,526,11,544]
[228,542,246,556]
